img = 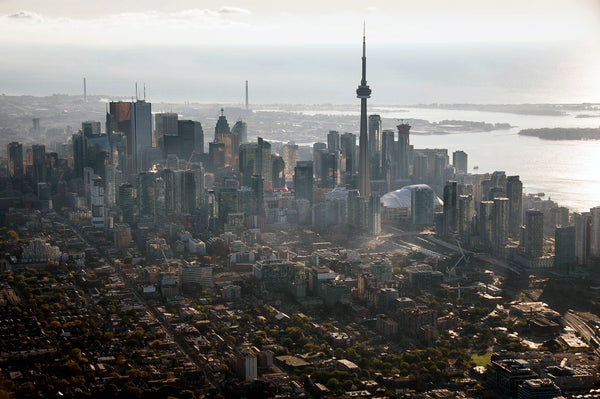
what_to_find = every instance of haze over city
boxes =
[1,0,600,103]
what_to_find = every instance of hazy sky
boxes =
[2,0,600,45]
[1,0,600,103]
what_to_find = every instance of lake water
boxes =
[287,107,600,212]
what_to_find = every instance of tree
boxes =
[179,390,196,399]
[326,378,340,389]
[6,230,19,240]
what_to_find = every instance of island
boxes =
[519,127,600,140]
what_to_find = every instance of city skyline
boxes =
[2,2,600,397]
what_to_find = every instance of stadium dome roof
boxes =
[380,184,443,209]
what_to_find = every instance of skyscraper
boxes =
[232,120,248,145]
[506,175,523,239]
[91,176,105,228]
[357,29,372,199]
[31,144,46,185]
[319,150,344,189]
[340,133,357,174]
[327,130,340,152]
[183,169,196,214]
[271,154,285,189]
[452,150,468,175]
[214,109,238,169]
[525,210,544,258]
[177,120,204,159]
[443,181,458,236]
[397,122,411,181]
[109,100,151,176]
[282,142,299,179]
[312,142,326,182]
[238,137,272,187]
[118,183,136,226]
[132,100,152,173]
[7,142,23,180]
[458,194,474,243]
[381,129,394,188]
[368,114,381,180]
[479,200,494,251]
[294,161,313,203]
[411,186,434,225]
[555,226,576,271]
[72,133,87,179]
[82,121,101,137]
[209,142,225,171]
[492,197,509,256]
[155,112,178,147]
[573,212,590,265]
[590,207,600,258]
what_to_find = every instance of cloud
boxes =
[7,10,43,21]
[217,6,251,15]
[0,7,256,46]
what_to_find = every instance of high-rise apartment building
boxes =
[479,200,494,251]
[525,210,544,258]
[590,207,600,258]
[91,176,105,228]
[443,181,458,236]
[492,197,509,256]
[397,122,411,181]
[506,176,523,239]
[573,212,590,265]
[555,226,575,271]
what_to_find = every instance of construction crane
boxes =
[447,282,486,301]
[446,240,469,279]
[157,235,171,273]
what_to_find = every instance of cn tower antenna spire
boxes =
[357,23,372,199]
[361,22,367,86]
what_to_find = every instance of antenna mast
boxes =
[245,80,249,110]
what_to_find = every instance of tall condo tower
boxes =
[357,26,372,198]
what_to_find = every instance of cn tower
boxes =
[357,25,372,198]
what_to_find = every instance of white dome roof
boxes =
[325,186,349,200]
[380,184,443,209]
